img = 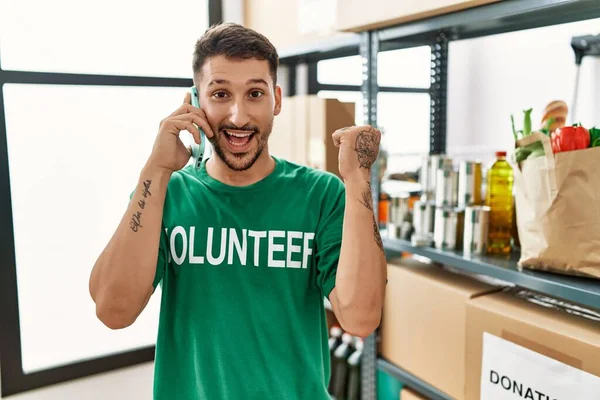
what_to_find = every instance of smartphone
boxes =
[189,86,206,170]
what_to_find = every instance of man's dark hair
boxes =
[192,22,279,86]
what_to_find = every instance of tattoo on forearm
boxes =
[357,184,384,252]
[372,215,385,253]
[359,188,374,211]
[142,180,152,198]
[130,179,152,232]
[130,211,143,232]
[354,127,380,169]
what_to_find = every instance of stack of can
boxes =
[413,155,489,255]
[411,156,443,246]
[387,195,412,240]
[433,158,463,251]
[463,205,491,256]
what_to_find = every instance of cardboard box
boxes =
[270,95,354,179]
[465,290,600,400]
[269,96,296,162]
[381,258,503,400]
[307,96,354,177]
[400,388,428,400]
[336,0,499,32]
[244,0,354,52]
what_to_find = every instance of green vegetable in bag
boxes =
[523,108,532,136]
[512,108,546,162]
[528,141,546,158]
[590,127,600,147]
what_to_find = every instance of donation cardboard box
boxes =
[381,258,503,399]
[466,290,600,400]
[400,388,428,400]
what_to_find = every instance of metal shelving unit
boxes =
[378,359,453,400]
[367,1,600,399]
[383,237,600,310]
[377,0,600,43]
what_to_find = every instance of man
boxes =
[89,22,387,400]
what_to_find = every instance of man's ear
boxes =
[274,85,282,116]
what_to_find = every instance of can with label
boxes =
[427,155,451,199]
[463,205,490,256]
[435,167,458,208]
[434,207,460,250]
[387,223,402,240]
[389,195,410,225]
[412,200,436,238]
[458,161,483,208]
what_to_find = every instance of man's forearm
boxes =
[89,162,172,329]
[333,176,387,336]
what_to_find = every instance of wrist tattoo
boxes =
[354,127,380,169]
[358,188,374,211]
[130,179,152,232]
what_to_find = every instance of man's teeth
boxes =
[226,130,253,137]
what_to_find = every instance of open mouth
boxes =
[224,130,255,147]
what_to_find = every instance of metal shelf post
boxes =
[360,29,380,400]
[429,32,449,155]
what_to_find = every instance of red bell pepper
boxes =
[550,124,590,153]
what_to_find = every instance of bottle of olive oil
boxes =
[485,151,514,254]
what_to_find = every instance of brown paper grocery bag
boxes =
[512,132,600,279]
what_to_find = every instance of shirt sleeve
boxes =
[129,189,168,292]
[314,175,346,300]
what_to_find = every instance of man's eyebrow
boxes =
[247,78,269,86]
[207,78,269,87]
[207,79,230,87]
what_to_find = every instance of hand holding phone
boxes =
[145,89,212,174]
[189,86,207,170]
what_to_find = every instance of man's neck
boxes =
[205,150,276,187]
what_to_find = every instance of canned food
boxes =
[434,207,461,250]
[427,155,451,199]
[389,195,410,225]
[412,200,436,238]
[387,223,402,240]
[435,167,458,207]
[387,220,413,240]
[419,156,431,201]
[458,161,483,208]
[463,206,490,256]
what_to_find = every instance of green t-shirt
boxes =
[142,156,344,400]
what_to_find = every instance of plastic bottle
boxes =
[346,338,363,400]
[328,326,343,394]
[331,333,355,399]
[379,192,390,228]
[485,151,514,254]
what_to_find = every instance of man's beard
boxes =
[209,119,273,172]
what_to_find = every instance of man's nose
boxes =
[229,100,251,128]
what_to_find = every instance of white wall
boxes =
[0,361,153,400]
[447,17,600,165]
